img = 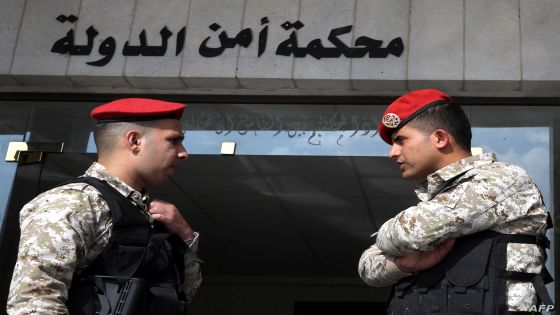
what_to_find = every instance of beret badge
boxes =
[382,113,401,129]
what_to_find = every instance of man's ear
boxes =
[125,130,142,151]
[432,129,450,149]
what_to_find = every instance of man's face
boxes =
[388,124,439,181]
[138,119,188,186]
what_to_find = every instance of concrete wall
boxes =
[1,0,560,96]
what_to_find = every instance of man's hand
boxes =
[395,238,455,273]
[148,199,195,241]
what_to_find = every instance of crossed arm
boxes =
[359,170,528,287]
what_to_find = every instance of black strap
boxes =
[429,171,468,200]
[72,176,151,280]
[532,274,555,308]
[497,233,550,249]
[542,266,554,285]
[546,212,554,229]
[498,257,555,313]
[499,270,535,282]
[493,233,555,315]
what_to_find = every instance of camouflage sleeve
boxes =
[376,169,524,256]
[7,188,98,315]
[182,232,202,303]
[358,243,413,287]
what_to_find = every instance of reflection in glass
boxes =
[0,135,25,228]
[473,127,550,206]
[473,127,554,299]
[86,132,96,153]
[185,130,387,156]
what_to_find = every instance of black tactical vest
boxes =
[64,177,193,315]
[387,230,554,315]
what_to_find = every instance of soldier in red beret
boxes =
[359,90,554,313]
[8,98,202,315]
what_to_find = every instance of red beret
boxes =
[91,98,186,123]
[378,89,452,144]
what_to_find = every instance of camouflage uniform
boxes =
[7,162,202,315]
[358,153,549,312]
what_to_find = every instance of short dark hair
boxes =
[93,121,155,156]
[407,103,472,151]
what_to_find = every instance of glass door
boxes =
[1,100,558,314]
